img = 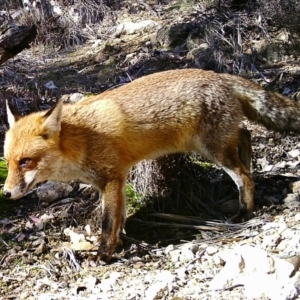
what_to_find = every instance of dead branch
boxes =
[0,23,37,65]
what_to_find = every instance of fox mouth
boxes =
[4,169,40,200]
[9,180,36,200]
[23,179,36,196]
[23,170,38,195]
[24,180,36,195]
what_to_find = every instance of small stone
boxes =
[168,248,194,262]
[274,161,286,169]
[165,244,174,255]
[168,249,181,263]
[265,196,280,204]
[263,165,274,172]
[288,149,300,158]
[290,181,300,193]
[287,161,300,169]
[284,193,300,209]
[295,213,300,221]
[213,255,223,266]
[35,242,48,254]
[283,87,292,95]
[180,248,195,261]
[144,281,168,300]
[181,242,199,254]
[36,181,73,203]
[69,92,84,103]
[273,257,295,280]
[82,275,98,290]
[206,246,219,256]
[44,81,57,90]
[209,250,243,290]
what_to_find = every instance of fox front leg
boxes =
[98,177,126,261]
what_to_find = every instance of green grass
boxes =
[0,158,18,218]
[0,159,7,183]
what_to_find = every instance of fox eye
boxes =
[19,158,31,169]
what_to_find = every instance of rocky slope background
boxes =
[1,0,300,299]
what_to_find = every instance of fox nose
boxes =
[3,190,11,198]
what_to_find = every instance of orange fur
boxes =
[4,69,300,260]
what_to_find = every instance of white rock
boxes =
[168,247,194,262]
[261,233,281,249]
[82,275,98,290]
[241,246,274,274]
[40,213,54,222]
[263,164,274,172]
[210,245,297,300]
[273,257,294,280]
[69,92,84,103]
[64,228,85,244]
[288,149,300,158]
[113,20,161,37]
[290,181,300,193]
[175,266,188,279]
[262,220,287,232]
[181,242,199,254]
[284,193,300,209]
[168,249,181,262]
[144,281,168,300]
[274,161,287,169]
[164,244,174,255]
[85,224,91,236]
[100,272,122,293]
[213,254,223,266]
[180,247,195,262]
[144,270,174,300]
[287,161,300,168]
[244,272,298,300]
[206,246,219,256]
[209,250,244,290]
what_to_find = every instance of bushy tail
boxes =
[229,75,300,133]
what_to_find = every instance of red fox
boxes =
[3,69,299,260]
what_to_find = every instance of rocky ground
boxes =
[1,1,300,299]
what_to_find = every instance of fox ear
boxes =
[6,101,22,128]
[42,101,63,134]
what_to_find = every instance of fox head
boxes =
[3,101,63,200]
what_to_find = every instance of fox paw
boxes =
[231,211,255,223]
[97,235,123,262]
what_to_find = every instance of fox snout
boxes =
[3,187,26,200]
[3,182,27,200]
[2,188,25,200]
[3,169,38,200]
[3,190,12,198]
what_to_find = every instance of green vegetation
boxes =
[167,0,198,12]
[126,183,145,216]
[0,158,7,183]
[0,158,17,218]
[189,156,214,169]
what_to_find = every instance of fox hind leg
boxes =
[238,128,252,171]
[194,134,255,222]
[220,145,255,222]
